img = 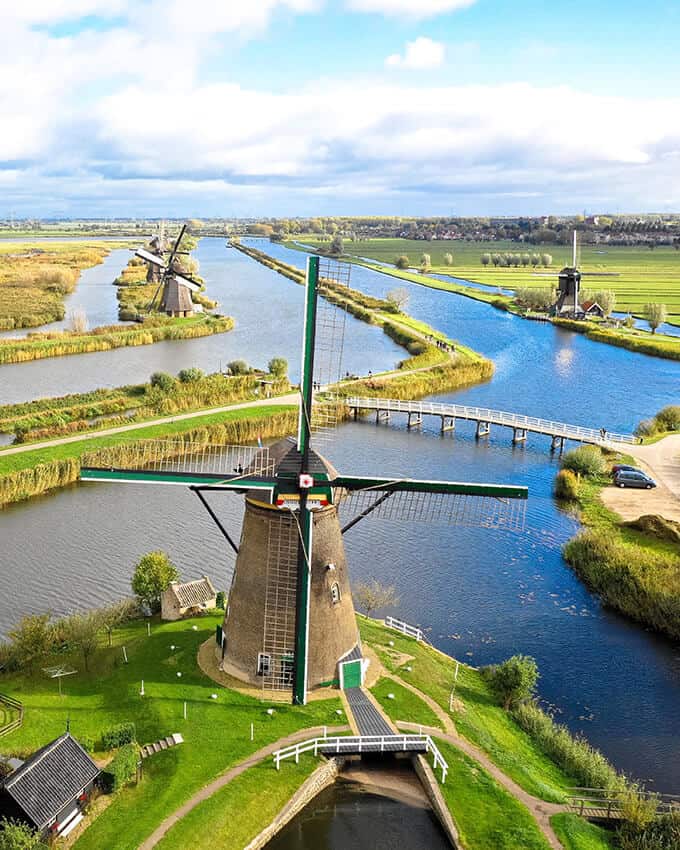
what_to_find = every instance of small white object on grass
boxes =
[405,665,412,672]
[192,625,198,631]
[176,672,182,678]
[336,709,343,715]
[170,645,176,651]
[388,640,394,647]
[210,693,218,700]
[266,708,275,716]
[387,693,395,700]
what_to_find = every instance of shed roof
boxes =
[2,734,99,830]
[169,576,216,608]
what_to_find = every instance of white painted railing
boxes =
[385,616,424,642]
[273,734,448,782]
[346,397,636,445]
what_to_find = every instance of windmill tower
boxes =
[80,255,527,705]
[136,224,201,317]
[547,231,619,318]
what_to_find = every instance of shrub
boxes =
[655,405,680,432]
[554,469,579,500]
[215,591,226,610]
[102,722,136,751]
[0,818,47,849]
[227,359,249,375]
[561,446,606,477]
[635,418,658,438]
[102,743,139,793]
[267,357,288,377]
[149,371,175,391]
[394,255,410,270]
[77,736,96,753]
[618,812,680,850]
[178,367,204,383]
[484,654,538,709]
[406,341,427,356]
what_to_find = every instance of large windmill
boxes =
[136,224,201,317]
[537,232,619,318]
[81,255,528,705]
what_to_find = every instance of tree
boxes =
[150,371,175,391]
[178,367,204,383]
[0,818,47,850]
[101,598,138,647]
[486,654,539,710]
[131,552,179,611]
[420,253,431,272]
[514,287,555,312]
[541,253,553,267]
[386,287,409,312]
[353,579,400,618]
[521,253,531,267]
[394,255,410,270]
[530,253,540,267]
[591,290,616,317]
[491,253,500,267]
[329,234,343,256]
[64,610,104,672]
[443,252,453,266]
[226,359,249,375]
[480,253,491,267]
[268,357,288,377]
[643,302,667,334]
[8,614,54,669]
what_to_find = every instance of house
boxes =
[161,576,217,621]
[0,733,100,838]
[581,300,605,318]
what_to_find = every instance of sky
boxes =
[2,0,680,218]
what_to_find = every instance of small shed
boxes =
[161,576,217,621]
[581,300,605,318]
[0,733,100,838]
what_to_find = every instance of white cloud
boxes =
[386,37,445,69]
[347,0,477,18]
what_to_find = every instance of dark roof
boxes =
[2,734,100,830]
[169,576,216,608]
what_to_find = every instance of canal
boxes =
[0,237,678,792]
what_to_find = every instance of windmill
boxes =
[136,224,201,317]
[80,255,528,705]
[535,232,619,318]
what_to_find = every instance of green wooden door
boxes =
[341,659,362,689]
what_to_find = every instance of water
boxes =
[1,238,679,792]
[266,777,450,850]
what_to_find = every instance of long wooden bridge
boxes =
[345,396,636,450]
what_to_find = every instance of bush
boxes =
[102,722,136,751]
[267,357,288,377]
[406,341,427,356]
[394,255,410,270]
[150,371,175,391]
[618,812,680,850]
[484,654,538,709]
[178,367,204,383]
[77,735,96,753]
[635,418,658,438]
[554,469,579,500]
[655,405,680,432]
[0,818,47,849]
[226,360,249,375]
[102,743,139,793]
[215,591,226,610]
[561,446,606,477]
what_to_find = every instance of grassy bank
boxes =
[557,449,680,640]
[0,405,297,507]
[553,318,680,361]
[0,241,128,330]
[0,314,233,364]
[551,813,616,850]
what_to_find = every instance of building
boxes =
[159,276,194,317]
[581,300,605,318]
[161,576,217,621]
[0,733,100,838]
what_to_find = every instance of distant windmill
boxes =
[136,224,201,317]
[81,255,528,705]
[535,232,619,318]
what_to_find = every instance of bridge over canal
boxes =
[344,397,636,451]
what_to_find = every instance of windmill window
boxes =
[257,653,271,676]
[330,583,341,605]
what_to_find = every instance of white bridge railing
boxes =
[346,397,636,445]
[273,734,448,783]
[385,616,424,642]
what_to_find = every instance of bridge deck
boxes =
[346,397,635,446]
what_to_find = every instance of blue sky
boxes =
[1,0,679,217]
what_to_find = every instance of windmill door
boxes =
[340,659,363,689]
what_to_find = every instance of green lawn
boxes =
[370,677,442,730]
[436,739,552,850]
[359,617,574,802]
[551,813,617,850]
[155,756,319,850]
[0,615,342,850]
[300,237,680,321]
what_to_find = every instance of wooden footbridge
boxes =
[567,788,680,821]
[345,397,636,450]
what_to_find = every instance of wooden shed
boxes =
[161,576,217,621]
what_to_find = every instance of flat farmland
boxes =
[298,238,680,320]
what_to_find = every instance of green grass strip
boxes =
[550,813,617,850]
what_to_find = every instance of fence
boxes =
[385,616,424,642]
[567,787,680,820]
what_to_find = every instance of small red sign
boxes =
[299,474,314,489]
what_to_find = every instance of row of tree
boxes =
[482,252,553,268]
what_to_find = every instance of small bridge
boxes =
[345,397,636,450]
[567,788,680,821]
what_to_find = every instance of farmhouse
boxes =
[581,300,605,317]
[0,733,99,838]
[161,576,217,621]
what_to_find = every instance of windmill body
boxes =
[136,224,201,318]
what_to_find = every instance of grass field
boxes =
[298,237,680,321]
[551,813,616,850]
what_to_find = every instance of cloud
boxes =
[386,37,445,69]
[347,0,477,18]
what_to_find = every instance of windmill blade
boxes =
[165,223,187,271]
[580,272,620,277]
[331,474,527,499]
[531,273,559,277]
[174,273,201,292]
[135,247,167,269]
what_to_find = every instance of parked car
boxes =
[614,470,656,489]
[611,464,643,476]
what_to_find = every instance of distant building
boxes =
[581,300,605,317]
[0,733,99,838]
[161,576,217,621]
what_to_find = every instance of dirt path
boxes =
[601,434,680,522]
[139,724,348,850]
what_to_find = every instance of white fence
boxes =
[273,734,448,783]
[385,616,424,642]
[346,397,636,446]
